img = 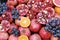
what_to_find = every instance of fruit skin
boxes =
[19,27,31,37]
[39,27,51,39]
[0,32,9,40]
[18,35,29,40]
[7,0,17,6]
[9,35,18,40]
[53,0,60,7]
[55,7,60,14]
[29,19,41,32]
[29,34,41,40]
[55,13,60,19]
[20,17,30,28]
[17,0,29,4]
[15,17,21,26]
[51,35,58,40]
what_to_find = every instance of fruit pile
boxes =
[0,0,60,40]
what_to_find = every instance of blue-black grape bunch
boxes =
[11,28,20,36]
[44,18,60,37]
[11,8,19,19]
[0,3,8,14]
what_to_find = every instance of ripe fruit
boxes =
[51,35,58,40]
[53,0,60,7]
[55,13,60,19]
[9,35,18,40]
[17,0,29,4]
[0,3,8,14]
[29,19,41,32]
[16,4,29,16]
[18,35,29,40]
[19,27,31,37]
[1,20,10,31]
[2,11,13,22]
[20,17,30,28]
[55,7,60,14]
[39,27,51,39]
[7,0,17,6]
[29,34,41,40]
[0,32,9,40]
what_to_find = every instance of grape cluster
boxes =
[0,3,8,14]
[11,28,20,36]
[11,8,19,19]
[44,18,60,37]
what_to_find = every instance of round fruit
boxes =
[55,7,60,14]
[39,27,51,39]
[7,0,17,6]
[51,35,58,40]
[9,35,18,40]
[17,0,29,4]
[53,0,60,7]
[1,20,10,31]
[16,4,29,16]
[19,27,31,37]
[29,34,41,40]
[29,19,41,32]
[20,17,30,28]
[0,32,9,40]
[18,35,29,40]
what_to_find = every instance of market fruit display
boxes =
[0,0,60,40]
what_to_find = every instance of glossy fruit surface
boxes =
[29,34,41,40]
[9,35,18,40]
[19,27,31,37]
[39,27,51,39]
[51,35,58,40]
[20,17,30,27]
[53,0,60,7]
[0,32,9,40]
[18,35,29,40]
[29,19,41,32]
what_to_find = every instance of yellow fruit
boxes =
[55,7,60,14]
[18,35,29,40]
[20,17,30,27]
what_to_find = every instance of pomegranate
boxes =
[29,19,41,32]
[2,11,13,22]
[9,35,18,40]
[29,34,41,40]
[53,0,60,7]
[16,4,29,16]
[39,27,51,39]
[1,20,11,31]
[19,27,31,37]
[51,35,58,40]
[0,32,9,40]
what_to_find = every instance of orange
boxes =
[55,7,60,14]
[20,17,30,28]
[18,35,29,40]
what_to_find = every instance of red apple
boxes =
[9,35,18,40]
[0,32,9,40]
[29,34,41,40]
[39,27,51,39]
[19,27,31,37]
[29,19,41,32]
